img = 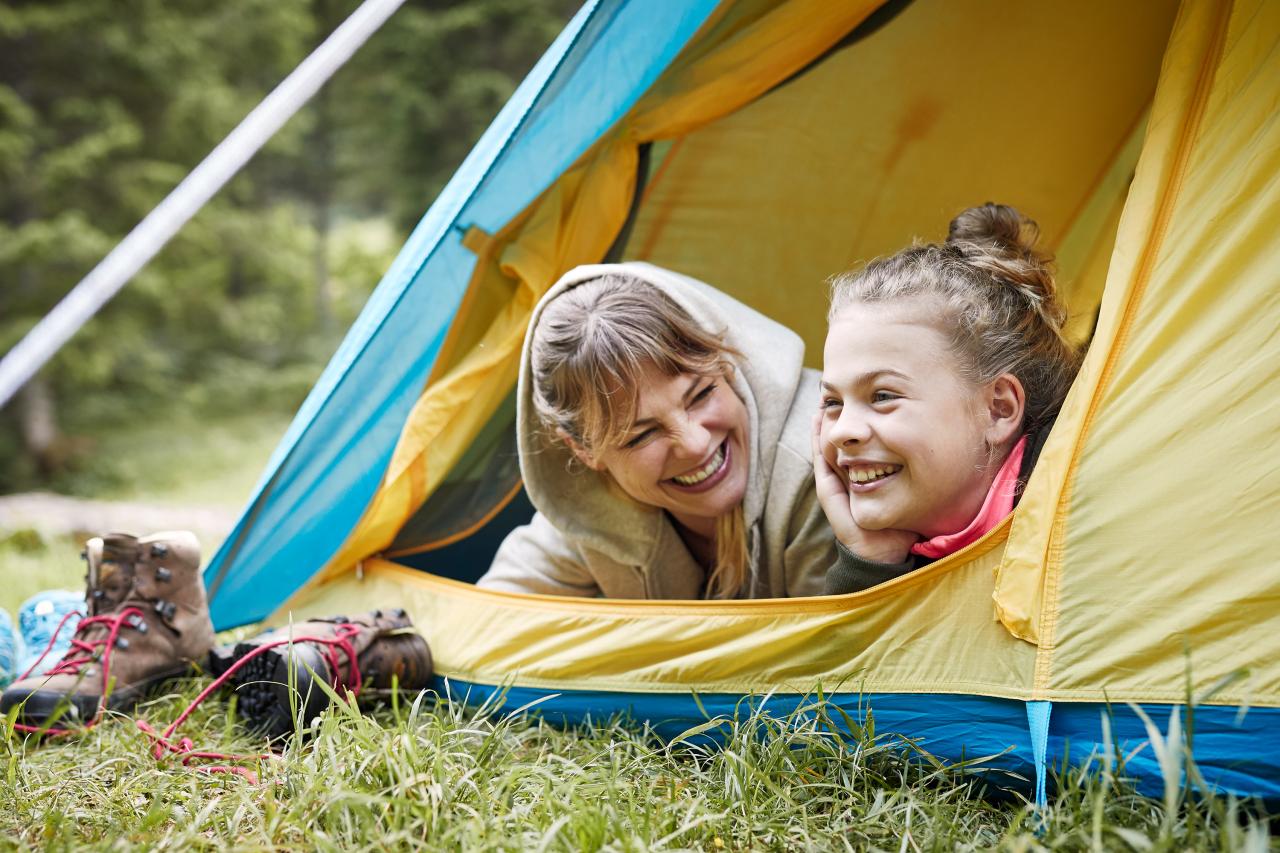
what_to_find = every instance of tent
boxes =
[204,0,1280,799]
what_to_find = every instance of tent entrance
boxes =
[385,390,534,583]
[382,0,1177,577]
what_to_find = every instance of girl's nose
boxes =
[831,407,871,445]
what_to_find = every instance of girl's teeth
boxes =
[673,445,726,486]
[850,466,899,484]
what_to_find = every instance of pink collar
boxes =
[910,435,1028,560]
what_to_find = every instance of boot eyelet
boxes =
[151,543,169,558]
[155,567,172,582]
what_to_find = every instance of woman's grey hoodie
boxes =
[476,262,833,599]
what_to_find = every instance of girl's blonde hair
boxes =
[829,203,1080,432]
[530,273,749,599]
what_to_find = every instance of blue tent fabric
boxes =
[205,0,721,627]
[1026,701,1052,810]
[438,680,1280,802]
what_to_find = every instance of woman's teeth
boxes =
[848,464,901,484]
[672,444,726,486]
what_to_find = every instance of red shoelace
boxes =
[10,614,366,785]
[13,606,143,733]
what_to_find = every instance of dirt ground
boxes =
[0,492,238,543]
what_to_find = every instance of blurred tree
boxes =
[0,0,576,492]
[0,0,317,481]
[335,0,578,233]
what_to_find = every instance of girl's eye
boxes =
[691,381,717,405]
[871,390,900,404]
[820,397,842,410]
[624,428,657,449]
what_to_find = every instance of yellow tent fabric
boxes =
[293,538,1033,698]
[622,0,1172,358]
[1003,0,1280,703]
[278,0,1278,709]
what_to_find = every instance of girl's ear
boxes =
[983,373,1026,447]
[556,427,605,471]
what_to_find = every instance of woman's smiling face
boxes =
[579,364,749,538]
[819,301,998,538]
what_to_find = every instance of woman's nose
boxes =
[672,418,714,458]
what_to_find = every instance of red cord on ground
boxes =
[8,617,367,785]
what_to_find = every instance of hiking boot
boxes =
[211,609,432,741]
[0,531,215,728]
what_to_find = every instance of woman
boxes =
[477,262,832,599]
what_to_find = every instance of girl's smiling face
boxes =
[573,364,750,538]
[819,301,1021,538]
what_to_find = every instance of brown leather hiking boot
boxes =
[1,531,215,728]
[210,609,433,741]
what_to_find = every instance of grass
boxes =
[0,532,88,620]
[0,683,1272,850]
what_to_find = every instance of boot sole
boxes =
[223,641,333,742]
[1,663,197,729]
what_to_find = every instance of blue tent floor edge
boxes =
[432,678,1280,803]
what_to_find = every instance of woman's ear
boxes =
[983,373,1026,447]
[556,427,605,471]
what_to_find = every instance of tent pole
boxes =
[0,0,407,410]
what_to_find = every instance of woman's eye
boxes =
[871,390,899,404]
[820,397,842,410]
[624,429,656,449]
[691,382,717,404]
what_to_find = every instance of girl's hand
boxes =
[811,411,919,563]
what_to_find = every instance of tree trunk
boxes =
[16,375,62,476]
[312,0,335,336]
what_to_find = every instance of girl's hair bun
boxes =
[947,202,1036,255]
[945,202,1065,332]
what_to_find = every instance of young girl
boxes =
[816,203,1081,594]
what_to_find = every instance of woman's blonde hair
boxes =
[829,203,1080,433]
[530,273,749,599]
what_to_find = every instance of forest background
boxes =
[0,0,576,500]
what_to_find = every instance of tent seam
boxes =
[370,521,1010,614]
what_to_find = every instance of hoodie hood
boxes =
[517,262,808,573]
